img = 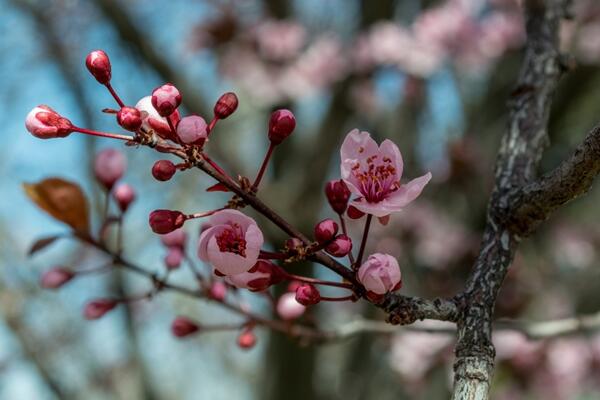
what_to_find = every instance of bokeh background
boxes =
[2,0,600,399]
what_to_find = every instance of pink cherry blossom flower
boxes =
[198,209,264,275]
[340,129,431,217]
[357,253,402,295]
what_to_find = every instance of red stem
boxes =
[187,207,226,220]
[283,273,353,289]
[105,83,125,108]
[73,126,134,141]
[252,143,275,189]
[320,295,355,302]
[207,117,219,135]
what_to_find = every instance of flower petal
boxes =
[207,236,255,275]
[340,129,379,184]
[386,172,431,209]
[198,225,226,261]
[379,139,403,179]
[208,209,254,231]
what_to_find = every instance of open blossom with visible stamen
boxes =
[340,129,431,217]
[135,96,180,141]
[358,253,402,297]
[198,210,264,276]
[25,105,73,139]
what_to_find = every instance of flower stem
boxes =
[283,273,353,289]
[252,143,275,190]
[320,295,355,302]
[207,117,219,135]
[355,214,372,269]
[105,83,125,108]
[338,213,355,265]
[187,207,226,220]
[73,126,134,141]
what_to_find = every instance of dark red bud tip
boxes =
[171,316,200,338]
[214,92,239,119]
[149,209,186,234]
[314,219,339,244]
[237,329,257,349]
[152,160,177,181]
[347,205,365,220]
[295,284,321,306]
[268,109,296,145]
[85,50,112,84]
[117,106,142,131]
[40,267,75,289]
[84,299,118,320]
[325,234,353,257]
[325,180,351,214]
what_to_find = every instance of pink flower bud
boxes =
[347,205,365,219]
[171,316,200,338]
[325,234,353,257]
[325,180,351,214]
[40,267,74,289]
[237,329,257,349]
[225,260,285,292]
[357,253,402,296]
[314,219,339,244]
[209,281,227,301]
[268,109,296,145]
[151,83,182,117]
[84,299,118,320]
[164,247,184,270]
[25,105,73,139]
[85,50,111,84]
[94,148,126,189]
[113,183,136,212]
[152,160,176,181]
[295,284,321,306]
[176,115,207,145]
[160,228,187,249]
[214,92,239,119]
[149,210,186,234]
[276,292,306,320]
[117,106,142,131]
[135,96,180,141]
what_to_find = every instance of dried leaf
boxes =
[28,235,62,256]
[23,177,90,234]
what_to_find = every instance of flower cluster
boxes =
[25,49,431,349]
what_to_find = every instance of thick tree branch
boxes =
[452,1,570,399]
[508,124,600,236]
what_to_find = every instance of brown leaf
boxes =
[23,178,90,234]
[28,235,62,256]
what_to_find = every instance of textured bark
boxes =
[451,1,570,398]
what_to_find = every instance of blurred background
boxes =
[2,0,600,399]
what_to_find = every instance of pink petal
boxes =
[379,139,404,179]
[386,172,432,209]
[340,129,379,185]
[198,225,226,261]
[209,209,254,231]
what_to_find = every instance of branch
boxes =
[378,293,459,325]
[508,124,600,236]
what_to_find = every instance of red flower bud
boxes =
[149,210,186,234]
[295,284,321,306]
[164,247,183,270]
[237,329,257,349]
[152,160,177,181]
[85,50,111,84]
[214,92,239,119]
[113,183,136,212]
[325,234,353,257]
[347,205,365,219]
[84,299,118,320]
[176,115,207,145]
[151,83,182,117]
[325,180,351,214]
[314,218,339,244]
[116,106,142,131]
[25,105,73,139]
[40,267,74,289]
[171,316,200,338]
[268,109,296,145]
